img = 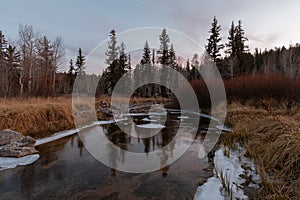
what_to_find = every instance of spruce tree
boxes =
[158,28,170,65]
[105,29,118,65]
[205,16,224,62]
[68,59,75,92]
[226,21,236,56]
[158,28,171,97]
[234,20,249,56]
[119,41,128,74]
[190,53,200,80]
[141,41,151,65]
[75,48,86,75]
[169,43,177,67]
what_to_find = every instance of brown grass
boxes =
[223,101,300,199]
[0,96,172,139]
[0,97,75,138]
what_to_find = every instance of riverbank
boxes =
[0,97,172,139]
[221,100,300,199]
[1,97,299,198]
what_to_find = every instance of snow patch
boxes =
[177,115,189,119]
[36,129,79,146]
[149,112,167,116]
[215,125,232,132]
[194,145,260,200]
[0,154,40,171]
[36,119,125,146]
[194,177,223,200]
[136,124,166,129]
[142,118,158,122]
[123,113,148,116]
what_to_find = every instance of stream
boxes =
[0,109,220,200]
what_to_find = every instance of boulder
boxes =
[0,129,38,158]
[0,129,24,146]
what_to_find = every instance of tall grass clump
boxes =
[0,97,75,138]
[226,103,300,199]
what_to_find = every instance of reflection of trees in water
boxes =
[77,137,84,156]
[104,124,130,176]
[158,118,178,177]
[102,116,179,177]
[20,162,37,198]
[142,138,151,153]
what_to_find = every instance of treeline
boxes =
[1,18,300,98]
[0,25,66,97]
[95,29,186,97]
[95,18,300,98]
[205,17,300,79]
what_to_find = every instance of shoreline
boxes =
[219,101,300,199]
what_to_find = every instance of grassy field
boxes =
[222,100,300,199]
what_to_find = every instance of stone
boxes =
[20,136,36,147]
[0,129,38,158]
[0,129,24,146]
[0,145,38,158]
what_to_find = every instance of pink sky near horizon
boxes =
[1,0,300,72]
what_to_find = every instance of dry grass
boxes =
[0,97,75,138]
[223,101,300,199]
[0,96,172,139]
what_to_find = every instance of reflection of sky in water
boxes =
[0,111,220,199]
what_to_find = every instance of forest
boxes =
[1,17,300,99]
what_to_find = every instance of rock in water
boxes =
[0,129,24,146]
[0,129,38,158]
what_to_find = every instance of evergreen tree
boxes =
[234,20,249,56]
[152,49,155,65]
[190,53,200,80]
[141,41,151,65]
[169,43,179,90]
[6,44,20,97]
[105,41,130,94]
[205,16,224,62]
[68,59,75,75]
[159,28,170,52]
[75,48,86,75]
[158,28,170,65]
[186,59,191,81]
[119,41,131,91]
[119,41,128,74]
[226,21,236,56]
[169,43,177,67]
[68,59,75,92]
[158,28,171,97]
[105,29,118,65]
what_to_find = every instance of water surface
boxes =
[0,111,215,200]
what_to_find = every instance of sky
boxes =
[1,0,300,72]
